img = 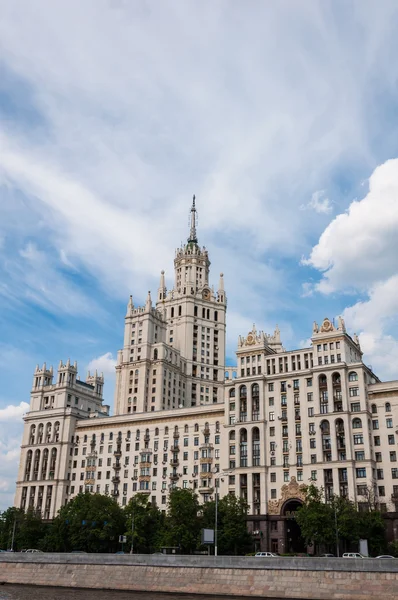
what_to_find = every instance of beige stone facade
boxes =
[14,198,398,551]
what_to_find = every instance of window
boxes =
[349,387,359,397]
[271,489,277,499]
[308,407,314,417]
[307,392,313,402]
[374,436,380,446]
[355,451,365,460]
[371,404,377,414]
[378,486,385,497]
[377,468,384,480]
[352,418,362,429]
[392,468,398,479]
[311,470,317,481]
[283,472,289,482]
[306,378,312,387]
[269,412,275,421]
[385,402,392,413]
[269,397,274,406]
[348,371,358,382]
[268,383,274,392]
[310,439,316,449]
[353,434,363,445]
[375,452,382,462]
[372,420,379,430]
[270,473,276,482]
[390,451,397,462]
[356,468,366,478]
[386,418,393,429]
[388,435,395,445]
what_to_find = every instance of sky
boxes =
[1,0,398,509]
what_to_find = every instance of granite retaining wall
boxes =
[1,554,398,599]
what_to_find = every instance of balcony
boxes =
[171,445,180,453]
[112,476,120,484]
[170,459,179,467]
[113,462,121,470]
[391,493,398,501]
[170,473,180,481]
[200,442,214,451]
[198,485,214,494]
[111,489,119,497]
[113,449,122,457]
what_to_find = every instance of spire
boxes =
[158,270,167,301]
[188,194,198,243]
[218,272,224,291]
[145,290,152,310]
[126,295,134,316]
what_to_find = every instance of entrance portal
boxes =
[282,499,305,554]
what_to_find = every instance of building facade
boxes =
[14,198,398,552]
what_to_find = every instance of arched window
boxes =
[37,423,44,444]
[252,383,260,397]
[205,422,209,430]
[154,349,158,360]
[155,427,159,436]
[146,428,150,437]
[194,423,199,432]
[371,404,377,414]
[49,448,57,479]
[165,426,169,435]
[136,429,140,440]
[348,371,358,382]
[127,430,131,440]
[252,427,260,466]
[239,385,247,398]
[352,417,362,429]
[100,433,104,442]
[214,310,218,322]
[33,449,40,480]
[229,430,235,441]
[29,424,36,444]
[84,435,87,443]
[332,372,341,385]
[109,432,113,440]
[54,422,60,442]
[385,402,391,413]
[45,423,52,442]
[184,424,189,433]
[41,448,49,480]
[216,421,220,433]
[320,420,330,435]
[135,369,139,376]
[319,374,327,387]
[229,388,235,398]
[24,450,33,481]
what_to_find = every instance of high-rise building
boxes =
[14,198,398,552]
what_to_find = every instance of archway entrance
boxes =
[282,499,305,554]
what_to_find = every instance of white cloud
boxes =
[305,158,398,379]
[304,159,398,294]
[0,419,24,509]
[300,190,332,214]
[87,352,117,377]
[0,401,29,422]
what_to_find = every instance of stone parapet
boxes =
[1,554,398,599]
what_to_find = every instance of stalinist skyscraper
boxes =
[113,196,226,415]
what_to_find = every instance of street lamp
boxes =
[212,468,231,557]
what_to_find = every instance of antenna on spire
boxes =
[188,194,198,243]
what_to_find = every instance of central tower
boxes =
[156,196,227,407]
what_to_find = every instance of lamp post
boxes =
[212,469,231,557]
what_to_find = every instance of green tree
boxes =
[296,485,387,555]
[42,492,126,553]
[0,507,47,551]
[161,488,201,554]
[295,485,335,552]
[202,493,252,555]
[125,494,164,553]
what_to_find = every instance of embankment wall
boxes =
[1,554,398,599]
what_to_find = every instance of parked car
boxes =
[24,549,43,553]
[342,553,366,558]
[319,553,335,558]
[375,555,395,559]
[255,552,278,557]
[0,549,7,552]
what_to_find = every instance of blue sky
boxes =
[2,0,398,509]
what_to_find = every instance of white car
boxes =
[24,549,43,553]
[342,552,366,558]
[255,552,278,557]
